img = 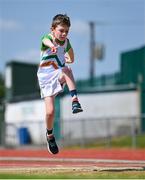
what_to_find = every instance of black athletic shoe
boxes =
[46,133,59,154]
[72,101,83,114]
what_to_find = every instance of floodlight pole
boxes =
[89,21,95,85]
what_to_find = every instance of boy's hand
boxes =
[51,46,57,54]
[65,54,74,63]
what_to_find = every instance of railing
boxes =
[61,115,143,148]
[1,115,145,149]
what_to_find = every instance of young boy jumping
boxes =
[37,14,83,154]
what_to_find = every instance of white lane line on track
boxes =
[1,157,145,164]
[0,166,144,172]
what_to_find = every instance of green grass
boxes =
[1,170,145,179]
[66,134,145,149]
[109,134,145,148]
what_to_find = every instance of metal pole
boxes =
[89,22,95,85]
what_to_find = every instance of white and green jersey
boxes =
[40,33,72,68]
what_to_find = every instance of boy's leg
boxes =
[60,67,83,113]
[44,96,55,131]
[44,96,59,154]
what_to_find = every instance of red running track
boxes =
[1,148,145,160]
[0,148,145,169]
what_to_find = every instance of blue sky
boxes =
[0,0,144,80]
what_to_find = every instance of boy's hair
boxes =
[51,14,71,28]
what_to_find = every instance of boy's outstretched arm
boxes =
[43,38,57,53]
[65,48,74,64]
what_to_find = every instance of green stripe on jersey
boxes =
[65,39,72,52]
[42,55,65,67]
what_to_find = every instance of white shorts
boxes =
[37,65,64,98]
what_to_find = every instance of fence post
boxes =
[131,116,137,148]
[106,118,111,147]
[81,119,86,147]
[1,121,6,146]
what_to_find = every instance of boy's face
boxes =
[52,25,69,41]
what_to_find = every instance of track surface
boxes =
[0,148,145,171]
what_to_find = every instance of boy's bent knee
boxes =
[62,66,72,75]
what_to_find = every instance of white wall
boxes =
[5,90,140,145]
[61,91,140,119]
[61,91,140,140]
[5,99,45,123]
[5,99,46,145]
